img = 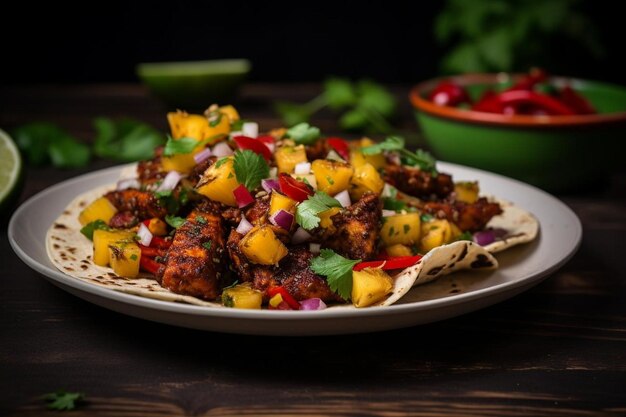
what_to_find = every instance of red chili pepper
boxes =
[353,255,423,271]
[473,90,576,115]
[559,85,595,115]
[267,286,300,310]
[150,236,172,249]
[256,135,275,146]
[327,137,350,160]
[278,173,313,203]
[507,68,548,92]
[233,184,255,208]
[233,135,272,161]
[140,255,163,275]
[138,244,166,258]
[428,80,471,107]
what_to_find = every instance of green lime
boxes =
[0,129,23,216]
[136,59,251,110]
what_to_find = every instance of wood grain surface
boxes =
[1,84,625,416]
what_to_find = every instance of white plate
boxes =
[8,162,581,336]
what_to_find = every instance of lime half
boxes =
[0,129,23,215]
[136,59,251,109]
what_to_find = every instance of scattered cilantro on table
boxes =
[296,191,342,230]
[42,390,85,411]
[310,249,361,300]
[12,122,90,168]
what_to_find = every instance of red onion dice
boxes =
[299,298,327,311]
[116,178,140,191]
[382,209,396,217]
[261,179,280,194]
[473,230,496,246]
[137,223,153,247]
[242,122,259,138]
[236,216,253,235]
[233,184,255,208]
[333,190,351,208]
[294,162,311,175]
[157,170,182,192]
[269,209,294,230]
[212,142,233,157]
[193,148,212,164]
[309,243,321,254]
[291,227,312,244]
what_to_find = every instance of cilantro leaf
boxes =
[455,231,473,242]
[202,240,212,250]
[310,249,360,300]
[165,214,186,229]
[12,122,90,168]
[233,150,269,191]
[43,391,85,411]
[296,191,342,230]
[274,102,313,127]
[80,220,111,240]
[285,123,321,145]
[356,79,396,117]
[162,134,225,156]
[93,117,165,162]
[361,135,405,155]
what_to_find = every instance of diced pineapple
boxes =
[92,229,135,267]
[349,163,384,200]
[381,212,421,246]
[196,157,239,206]
[290,174,317,190]
[167,111,230,141]
[275,145,308,173]
[454,181,479,204]
[420,219,453,252]
[108,240,141,278]
[386,244,413,257]
[312,159,354,195]
[146,218,168,236]
[78,197,118,226]
[269,191,298,216]
[350,138,386,170]
[219,105,240,123]
[239,225,288,265]
[222,283,263,309]
[352,268,393,308]
[318,207,342,229]
[161,151,200,174]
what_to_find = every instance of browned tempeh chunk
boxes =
[105,189,167,220]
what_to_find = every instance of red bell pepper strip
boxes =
[559,86,595,115]
[233,135,273,161]
[327,137,350,160]
[428,80,471,107]
[256,135,275,146]
[138,244,166,258]
[267,286,300,310]
[473,90,576,115]
[353,255,423,271]
[507,68,548,92]
[150,236,172,249]
[278,173,313,202]
[140,255,163,275]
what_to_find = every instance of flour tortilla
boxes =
[47,183,537,308]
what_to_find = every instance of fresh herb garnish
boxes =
[233,150,270,191]
[382,197,417,212]
[155,190,181,214]
[326,176,335,185]
[130,254,138,261]
[361,135,437,174]
[12,122,91,168]
[403,224,411,234]
[154,190,172,198]
[42,391,85,411]
[162,134,225,156]
[208,113,223,127]
[202,240,212,250]
[455,231,473,242]
[285,123,321,145]
[420,213,434,222]
[93,117,165,162]
[231,119,245,131]
[165,214,186,229]
[80,220,111,240]
[296,191,342,230]
[310,249,361,300]
[196,215,207,224]
[215,157,229,168]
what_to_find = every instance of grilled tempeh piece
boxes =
[316,192,382,261]
[384,163,454,199]
[423,198,503,232]
[105,189,167,220]
[159,202,227,300]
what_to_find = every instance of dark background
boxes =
[1,1,625,86]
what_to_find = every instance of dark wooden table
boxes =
[1,84,625,416]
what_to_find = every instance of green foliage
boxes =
[43,391,85,411]
[12,122,90,168]
[94,117,165,162]
[436,0,604,73]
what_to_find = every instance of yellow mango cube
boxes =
[318,207,342,229]
[385,244,413,257]
[420,219,453,252]
[275,145,307,173]
[78,197,118,226]
[167,111,230,142]
[222,283,263,309]
[269,191,297,216]
[219,105,240,123]
[381,212,421,247]
[349,163,384,200]
[312,159,354,195]
[454,181,479,204]
[350,138,386,170]
[239,225,288,265]
[92,229,135,267]
[352,268,393,308]
[108,240,141,278]
[196,157,239,206]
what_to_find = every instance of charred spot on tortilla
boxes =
[79,201,86,207]
[81,265,88,270]
[67,247,76,254]
[53,244,60,249]
[457,243,469,262]
[54,223,68,230]
[450,289,460,294]
[427,266,445,276]
[64,267,74,271]
[471,254,494,269]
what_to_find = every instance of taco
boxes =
[47,105,538,310]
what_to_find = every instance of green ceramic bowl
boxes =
[410,74,626,191]
[137,59,251,110]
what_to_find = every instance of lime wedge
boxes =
[136,59,251,109]
[0,129,23,215]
